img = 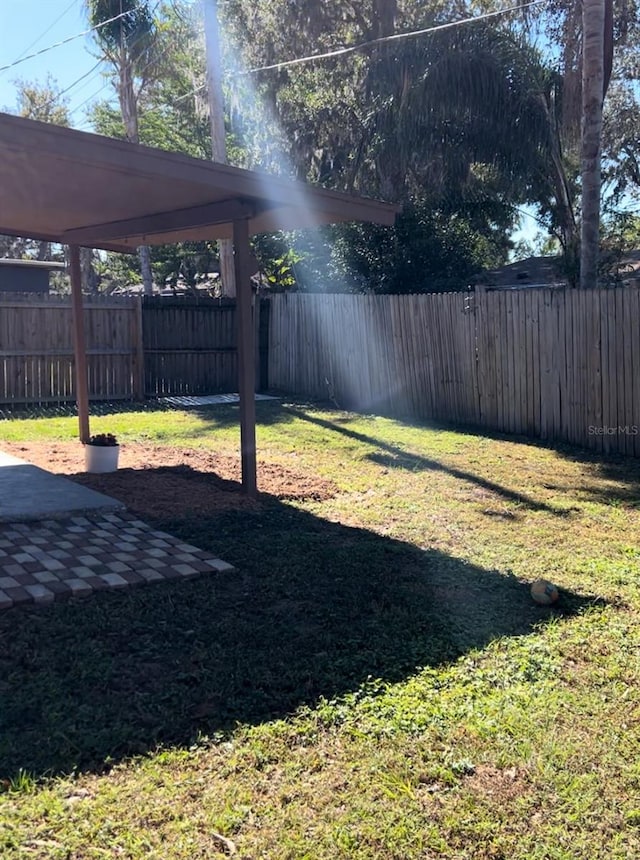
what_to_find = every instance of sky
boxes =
[0,0,110,130]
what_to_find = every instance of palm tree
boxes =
[86,0,160,295]
[357,25,562,211]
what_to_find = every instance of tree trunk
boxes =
[119,53,154,295]
[580,0,606,289]
[137,245,154,296]
[79,247,99,293]
[371,0,397,39]
[204,0,236,298]
[538,91,579,284]
[118,50,139,143]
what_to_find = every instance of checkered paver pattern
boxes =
[0,513,234,610]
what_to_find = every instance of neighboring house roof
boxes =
[0,258,64,269]
[475,256,566,289]
[477,253,640,290]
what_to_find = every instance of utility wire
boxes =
[3,0,77,72]
[67,0,165,118]
[140,0,550,113]
[0,3,146,74]
[243,0,550,75]
[69,0,548,126]
[31,60,106,114]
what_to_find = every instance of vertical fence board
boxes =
[267,287,640,457]
[0,294,138,405]
[139,296,267,397]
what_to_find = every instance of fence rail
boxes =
[268,288,640,457]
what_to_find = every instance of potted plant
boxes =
[84,432,120,474]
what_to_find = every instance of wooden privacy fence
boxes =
[142,296,237,396]
[142,296,268,396]
[0,294,143,405]
[0,294,268,405]
[268,288,640,457]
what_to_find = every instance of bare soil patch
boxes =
[4,441,338,518]
[466,764,530,804]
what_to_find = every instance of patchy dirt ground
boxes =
[4,441,338,518]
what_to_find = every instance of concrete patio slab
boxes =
[0,451,124,522]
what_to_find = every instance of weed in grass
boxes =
[3,770,37,796]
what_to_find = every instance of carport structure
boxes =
[0,113,399,496]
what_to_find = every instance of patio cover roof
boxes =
[0,112,399,497]
[0,113,398,252]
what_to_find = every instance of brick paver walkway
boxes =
[0,512,233,610]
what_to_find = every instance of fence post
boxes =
[132,296,145,400]
[234,218,257,497]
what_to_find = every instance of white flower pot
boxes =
[84,444,120,474]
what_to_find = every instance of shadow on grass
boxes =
[0,478,596,782]
[0,397,294,430]
[279,400,640,510]
[4,397,639,512]
[284,407,571,516]
[368,410,640,509]
[560,453,640,508]
[0,398,174,422]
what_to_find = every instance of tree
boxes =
[221,2,570,290]
[13,73,71,126]
[580,0,610,288]
[86,0,161,294]
[85,1,556,293]
[601,4,640,208]
[87,1,230,292]
[83,0,640,292]
[204,0,236,297]
[529,0,629,286]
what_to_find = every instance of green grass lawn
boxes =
[1,400,639,859]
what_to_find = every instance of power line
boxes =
[0,3,146,74]
[69,83,111,118]
[67,64,108,98]
[68,0,548,128]
[67,0,165,119]
[138,0,550,114]
[31,61,106,114]
[243,0,550,75]
[3,0,78,73]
